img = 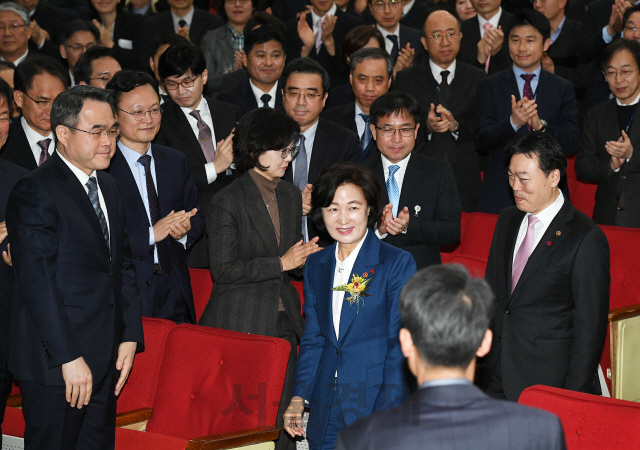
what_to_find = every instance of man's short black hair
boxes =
[158,44,206,80]
[349,47,393,76]
[59,19,100,45]
[506,132,567,178]
[399,264,494,369]
[601,38,640,72]
[14,55,70,93]
[105,70,160,107]
[369,92,420,126]
[233,107,300,171]
[623,3,640,28]
[280,57,330,94]
[150,33,192,58]
[73,47,122,85]
[0,78,13,111]
[244,11,286,37]
[311,163,384,232]
[507,9,551,42]
[51,86,116,144]
[244,24,286,55]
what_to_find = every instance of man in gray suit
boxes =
[335,264,566,450]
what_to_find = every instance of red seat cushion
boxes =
[189,268,214,323]
[570,181,597,218]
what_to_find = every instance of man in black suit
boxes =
[480,132,609,402]
[576,0,628,65]
[217,25,286,116]
[336,264,567,450]
[107,70,205,322]
[458,0,513,74]
[155,44,240,269]
[6,86,144,450]
[16,0,70,46]
[59,20,101,86]
[369,0,424,67]
[395,10,486,212]
[74,46,123,88]
[475,9,579,214]
[0,56,69,171]
[0,3,60,65]
[321,48,392,159]
[366,92,460,269]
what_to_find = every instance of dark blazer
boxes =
[209,66,249,95]
[106,144,205,320]
[394,60,486,212]
[216,79,284,117]
[6,152,143,386]
[576,99,640,227]
[367,153,461,269]
[475,68,579,213]
[320,102,376,157]
[547,18,588,93]
[110,11,144,70]
[153,96,241,268]
[480,201,610,401]
[335,383,567,450]
[200,25,235,83]
[325,81,355,109]
[271,0,308,23]
[458,11,513,75]
[576,0,616,64]
[398,24,425,66]
[199,172,305,338]
[293,231,416,446]
[31,1,71,45]
[0,120,38,171]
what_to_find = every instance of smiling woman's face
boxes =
[322,183,370,246]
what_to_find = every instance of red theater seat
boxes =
[447,255,488,278]
[441,211,469,262]
[571,181,597,218]
[457,212,498,261]
[189,268,214,323]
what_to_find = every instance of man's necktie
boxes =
[178,19,187,28]
[387,165,400,218]
[189,110,216,163]
[359,113,372,153]
[440,70,450,88]
[315,18,323,54]
[483,22,492,73]
[511,214,540,293]
[387,34,399,63]
[521,73,536,132]
[85,176,110,250]
[139,154,173,277]
[260,93,272,108]
[37,138,51,166]
[294,134,308,191]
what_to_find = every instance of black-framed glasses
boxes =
[66,42,97,52]
[90,74,114,86]
[424,32,461,42]
[117,107,162,121]
[164,76,200,90]
[23,92,54,110]
[67,125,120,139]
[374,126,416,137]
[0,22,27,33]
[277,145,299,160]
[371,0,402,10]
[283,89,324,103]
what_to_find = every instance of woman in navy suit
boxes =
[284,163,417,450]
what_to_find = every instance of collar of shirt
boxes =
[549,16,566,45]
[376,23,400,55]
[118,140,153,174]
[228,24,243,38]
[311,3,337,35]
[354,101,367,138]
[402,0,415,16]
[69,70,76,87]
[249,79,278,108]
[514,190,564,264]
[478,7,502,37]
[28,7,35,17]
[419,378,472,389]
[381,152,411,191]
[616,90,640,106]
[133,3,150,15]
[180,95,209,118]
[334,228,368,274]
[429,58,457,85]
[513,64,541,99]
[57,149,97,188]
[21,116,54,164]
[1,48,29,67]
[172,7,194,32]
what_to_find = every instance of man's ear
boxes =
[399,327,416,359]
[13,90,23,109]
[60,44,67,60]
[149,56,155,72]
[476,329,493,358]
[420,36,428,52]
[550,168,561,188]
[201,69,208,86]
[56,125,69,147]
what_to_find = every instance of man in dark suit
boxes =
[576,0,626,65]
[217,25,286,116]
[107,70,205,323]
[0,56,69,171]
[395,10,486,212]
[480,132,609,402]
[74,46,122,88]
[321,47,392,159]
[366,92,460,269]
[475,9,579,214]
[280,58,362,243]
[59,20,101,86]
[17,0,70,45]
[360,0,430,31]
[458,0,513,74]
[155,44,240,268]
[6,86,144,450]
[369,0,424,67]
[336,264,567,450]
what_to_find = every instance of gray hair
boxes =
[0,2,30,27]
[349,47,393,77]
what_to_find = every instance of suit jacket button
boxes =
[145,281,151,287]
[505,309,511,314]
[336,349,339,355]
[497,337,502,342]
[108,304,114,310]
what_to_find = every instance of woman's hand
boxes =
[281,237,320,271]
[284,396,305,437]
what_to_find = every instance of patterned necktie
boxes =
[260,93,272,108]
[440,70,450,88]
[387,34,399,63]
[37,138,51,166]
[483,22,492,73]
[521,73,536,132]
[138,154,173,277]
[359,113,372,153]
[85,176,110,250]
[315,18,323,54]
[386,165,400,218]
[189,110,216,163]
[294,134,308,190]
[511,215,540,293]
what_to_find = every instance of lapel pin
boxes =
[414,205,421,217]
[556,231,561,236]
[547,241,552,246]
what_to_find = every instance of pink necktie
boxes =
[315,18,323,54]
[483,22,492,73]
[37,138,51,166]
[511,215,540,293]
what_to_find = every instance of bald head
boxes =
[422,10,462,68]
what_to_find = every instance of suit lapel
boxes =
[316,244,338,348]
[275,80,284,110]
[97,170,119,263]
[501,69,519,101]
[397,156,417,210]
[504,209,525,298]
[276,183,294,254]
[241,174,279,254]
[448,62,468,114]
[151,145,173,217]
[309,120,330,183]
[110,149,149,226]
[166,101,205,163]
[372,157,391,205]
[343,102,357,135]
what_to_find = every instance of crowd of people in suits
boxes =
[0,0,632,447]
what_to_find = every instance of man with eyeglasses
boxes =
[59,20,100,86]
[74,46,123,89]
[155,44,240,269]
[0,55,69,171]
[365,92,460,270]
[359,0,430,32]
[395,9,486,212]
[106,70,204,323]
[368,0,423,66]
[281,57,362,245]
[577,38,640,228]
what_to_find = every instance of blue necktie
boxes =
[294,134,308,190]
[86,176,110,249]
[359,113,372,152]
[386,165,400,218]
[387,34,399,63]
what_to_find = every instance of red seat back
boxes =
[440,211,469,261]
[447,255,488,278]
[145,324,290,440]
[292,281,304,315]
[519,385,640,450]
[571,181,597,218]
[189,268,214,323]
[458,212,498,261]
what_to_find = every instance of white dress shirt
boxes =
[172,7,194,32]
[311,3,337,37]
[22,116,54,166]
[402,0,415,16]
[354,102,367,139]
[429,58,456,86]
[0,49,28,66]
[513,191,564,265]
[249,79,278,108]
[375,153,411,239]
[180,96,218,184]
[478,8,502,37]
[376,24,401,56]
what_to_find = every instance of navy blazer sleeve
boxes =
[474,77,519,154]
[179,151,205,248]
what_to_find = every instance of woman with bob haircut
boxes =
[199,107,320,450]
[284,162,417,450]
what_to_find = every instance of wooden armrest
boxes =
[6,394,22,408]
[609,304,640,323]
[115,408,153,427]
[186,426,280,450]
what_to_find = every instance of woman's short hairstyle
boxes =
[233,107,300,171]
[311,163,383,232]
[341,25,386,66]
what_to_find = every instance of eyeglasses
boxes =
[66,42,97,52]
[23,92,54,110]
[0,22,27,33]
[164,76,200,90]
[90,74,114,86]
[371,0,402,10]
[424,32,461,42]
[67,125,120,139]
[603,68,639,80]
[225,0,251,4]
[624,25,640,33]
[283,89,324,103]
[374,126,416,137]
[277,145,299,160]
[117,107,162,121]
